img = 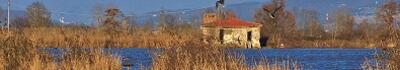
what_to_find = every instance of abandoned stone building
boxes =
[201,0,262,48]
[201,13,262,48]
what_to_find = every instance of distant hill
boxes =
[3,0,393,25]
[134,2,263,24]
[134,0,383,25]
[0,10,26,18]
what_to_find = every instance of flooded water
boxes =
[230,48,378,70]
[47,48,379,70]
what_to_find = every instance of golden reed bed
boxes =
[0,28,301,70]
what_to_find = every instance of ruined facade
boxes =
[201,13,262,48]
[201,0,262,48]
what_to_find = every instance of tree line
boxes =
[254,0,400,47]
[0,0,398,48]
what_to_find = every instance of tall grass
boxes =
[151,46,301,70]
[10,26,201,48]
[385,47,400,70]
[0,29,301,70]
[58,48,121,70]
[0,30,121,70]
[0,31,57,70]
[362,47,400,70]
[2,26,393,48]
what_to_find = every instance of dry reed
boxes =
[0,30,122,70]
[3,26,394,48]
[8,26,201,48]
[151,46,301,70]
[59,48,121,70]
[362,47,400,70]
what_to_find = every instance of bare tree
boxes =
[376,0,398,38]
[254,0,297,46]
[143,19,154,32]
[121,14,136,30]
[103,7,124,29]
[299,9,325,39]
[157,10,177,32]
[26,2,52,27]
[356,19,368,39]
[11,17,29,28]
[333,8,355,39]
[254,0,285,37]
[280,11,297,37]
[92,4,106,27]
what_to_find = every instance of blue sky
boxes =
[0,0,265,14]
[0,0,395,23]
[0,0,269,23]
[0,0,390,16]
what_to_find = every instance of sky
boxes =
[0,0,268,23]
[0,0,265,14]
[0,0,395,23]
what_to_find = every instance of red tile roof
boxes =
[203,17,258,28]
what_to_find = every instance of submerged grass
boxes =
[362,47,400,70]
[0,30,121,70]
[151,46,301,70]
[58,48,121,70]
[386,48,400,69]
[0,29,301,70]
[2,27,396,48]
[0,31,57,70]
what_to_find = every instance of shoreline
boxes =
[0,27,397,49]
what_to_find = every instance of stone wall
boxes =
[249,27,261,48]
[201,27,261,48]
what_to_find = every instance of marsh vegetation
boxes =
[0,0,399,70]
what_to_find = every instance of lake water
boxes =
[47,48,379,70]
